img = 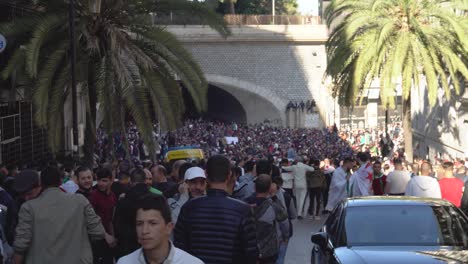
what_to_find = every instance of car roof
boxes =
[344,196,454,207]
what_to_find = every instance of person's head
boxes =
[280,158,289,167]
[442,162,454,178]
[342,158,354,170]
[420,162,433,176]
[41,166,62,188]
[143,169,153,186]
[6,164,18,176]
[356,152,370,165]
[255,174,272,195]
[184,167,207,198]
[256,160,272,176]
[272,176,283,189]
[76,166,93,191]
[412,163,420,176]
[96,167,113,192]
[118,171,131,185]
[244,160,255,174]
[206,155,232,185]
[373,161,382,174]
[178,163,193,183]
[131,168,147,185]
[134,194,173,252]
[393,158,403,170]
[151,165,167,183]
[13,169,41,201]
[231,166,242,180]
[171,160,186,179]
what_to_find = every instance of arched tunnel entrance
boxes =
[183,84,247,123]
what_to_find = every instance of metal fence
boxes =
[0,101,50,167]
[152,14,322,25]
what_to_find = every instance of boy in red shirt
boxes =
[438,162,464,207]
[372,161,387,195]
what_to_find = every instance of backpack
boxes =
[254,199,279,259]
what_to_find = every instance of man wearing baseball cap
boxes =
[13,170,41,203]
[168,167,207,224]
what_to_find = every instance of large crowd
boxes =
[0,119,467,264]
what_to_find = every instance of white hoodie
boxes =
[405,175,441,198]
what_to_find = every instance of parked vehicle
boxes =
[311,196,468,263]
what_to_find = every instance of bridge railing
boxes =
[152,14,322,25]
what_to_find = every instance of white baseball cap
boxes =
[184,167,206,181]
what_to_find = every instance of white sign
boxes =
[225,137,239,145]
[0,34,6,53]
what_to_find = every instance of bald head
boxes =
[420,162,432,176]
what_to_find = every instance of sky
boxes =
[297,0,318,15]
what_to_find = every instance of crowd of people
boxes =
[0,118,467,264]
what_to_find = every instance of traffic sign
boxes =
[0,34,6,53]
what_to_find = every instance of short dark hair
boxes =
[75,166,91,179]
[206,155,231,183]
[373,161,382,166]
[393,158,403,165]
[244,160,255,173]
[343,158,354,164]
[41,166,62,187]
[96,167,113,180]
[256,160,272,175]
[255,174,271,194]
[272,176,283,187]
[356,152,370,162]
[135,194,172,224]
[131,168,146,183]
[232,166,242,178]
[442,162,454,170]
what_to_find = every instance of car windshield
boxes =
[344,205,468,247]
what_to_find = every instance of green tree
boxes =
[0,0,229,161]
[325,0,468,161]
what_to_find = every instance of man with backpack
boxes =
[253,174,290,264]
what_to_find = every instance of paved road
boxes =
[284,217,327,264]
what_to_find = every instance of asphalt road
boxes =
[284,217,327,264]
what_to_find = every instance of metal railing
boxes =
[152,14,322,25]
[0,101,50,167]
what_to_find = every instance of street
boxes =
[285,217,327,264]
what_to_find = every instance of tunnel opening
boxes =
[183,84,247,124]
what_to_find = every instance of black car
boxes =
[311,196,468,263]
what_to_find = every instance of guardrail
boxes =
[152,14,322,25]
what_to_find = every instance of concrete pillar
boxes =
[367,102,378,128]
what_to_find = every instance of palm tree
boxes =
[0,0,229,161]
[324,0,468,161]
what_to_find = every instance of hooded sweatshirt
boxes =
[405,175,441,198]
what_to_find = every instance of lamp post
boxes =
[68,0,78,155]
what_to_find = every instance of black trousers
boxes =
[308,187,322,216]
[284,188,296,209]
[93,239,114,264]
[322,173,332,209]
[258,255,278,264]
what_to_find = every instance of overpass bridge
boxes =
[167,23,336,128]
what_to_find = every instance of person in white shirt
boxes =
[349,152,374,197]
[385,158,411,195]
[283,156,315,219]
[405,162,441,198]
[117,194,203,264]
[280,158,294,201]
[326,158,353,211]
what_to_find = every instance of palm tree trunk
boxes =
[83,63,97,166]
[403,95,413,162]
[227,0,235,14]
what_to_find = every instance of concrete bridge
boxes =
[168,24,336,128]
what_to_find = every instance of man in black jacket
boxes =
[174,155,258,264]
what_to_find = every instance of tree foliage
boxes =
[0,0,229,157]
[325,0,468,108]
[213,0,298,15]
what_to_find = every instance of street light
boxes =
[68,0,78,155]
[68,0,101,156]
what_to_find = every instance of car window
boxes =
[344,205,468,247]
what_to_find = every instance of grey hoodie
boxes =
[405,175,441,198]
